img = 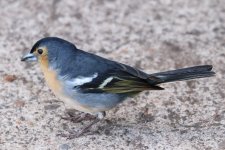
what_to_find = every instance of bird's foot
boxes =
[58,112,105,139]
[61,112,96,123]
[58,118,101,139]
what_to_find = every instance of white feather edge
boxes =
[62,73,98,87]
[98,77,114,89]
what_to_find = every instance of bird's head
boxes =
[21,37,76,67]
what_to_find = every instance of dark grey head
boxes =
[21,37,77,67]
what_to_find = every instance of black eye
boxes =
[37,49,43,54]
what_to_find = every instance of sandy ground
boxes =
[0,0,225,149]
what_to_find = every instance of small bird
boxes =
[21,37,215,138]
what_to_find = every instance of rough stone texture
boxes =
[0,0,225,149]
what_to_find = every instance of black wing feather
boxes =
[78,62,163,94]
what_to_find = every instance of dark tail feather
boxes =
[149,65,215,85]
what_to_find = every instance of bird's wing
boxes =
[58,49,163,94]
[77,62,163,94]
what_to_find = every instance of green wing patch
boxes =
[100,76,163,94]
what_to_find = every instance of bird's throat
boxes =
[39,57,62,96]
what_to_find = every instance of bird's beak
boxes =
[21,53,37,62]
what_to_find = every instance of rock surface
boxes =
[0,0,225,149]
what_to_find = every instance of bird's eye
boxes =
[37,49,43,55]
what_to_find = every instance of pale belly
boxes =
[56,93,106,113]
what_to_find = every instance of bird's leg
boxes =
[72,113,97,123]
[61,111,96,123]
[59,112,106,139]
[72,117,100,138]
[74,111,106,137]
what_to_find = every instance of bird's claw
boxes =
[58,118,101,139]
[60,113,96,123]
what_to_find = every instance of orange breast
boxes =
[39,56,62,95]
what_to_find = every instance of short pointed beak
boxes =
[21,53,37,62]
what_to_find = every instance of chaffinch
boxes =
[21,37,215,138]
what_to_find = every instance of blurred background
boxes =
[0,0,225,149]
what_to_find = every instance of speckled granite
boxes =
[0,0,225,149]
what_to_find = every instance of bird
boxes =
[21,37,215,138]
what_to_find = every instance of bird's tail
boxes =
[149,65,215,85]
